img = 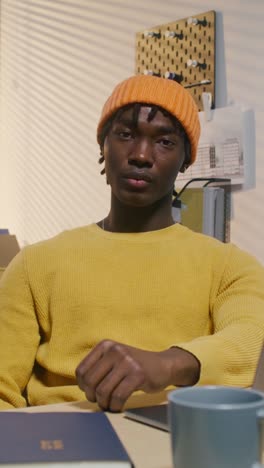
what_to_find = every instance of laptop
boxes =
[124,403,169,432]
[124,343,264,432]
[252,345,264,392]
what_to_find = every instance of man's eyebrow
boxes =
[155,126,180,135]
[113,117,135,127]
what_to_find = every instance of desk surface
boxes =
[16,400,172,468]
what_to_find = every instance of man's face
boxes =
[103,106,186,207]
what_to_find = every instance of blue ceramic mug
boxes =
[168,386,264,468]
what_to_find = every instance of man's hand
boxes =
[75,340,200,412]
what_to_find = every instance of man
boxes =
[0,75,264,412]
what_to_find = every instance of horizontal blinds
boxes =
[0,0,140,244]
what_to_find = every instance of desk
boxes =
[16,400,172,468]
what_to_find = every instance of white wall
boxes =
[0,0,263,262]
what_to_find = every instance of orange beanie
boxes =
[97,75,200,164]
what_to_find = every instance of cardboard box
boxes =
[0,234,20,268]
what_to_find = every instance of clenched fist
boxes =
[76,340,200,412]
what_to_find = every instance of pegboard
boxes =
[136,11,216,111]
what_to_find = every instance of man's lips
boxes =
[123,171,153,183]
[122,172,153,189]
[125,178,149,188]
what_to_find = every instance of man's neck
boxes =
[103,195,175,233]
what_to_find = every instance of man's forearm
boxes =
[163,346,201,387]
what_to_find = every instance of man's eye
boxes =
[118,131,133,139]
[159,138,175,147]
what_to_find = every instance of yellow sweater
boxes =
[0,223,264,409]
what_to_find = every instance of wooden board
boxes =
[136,11,216,111]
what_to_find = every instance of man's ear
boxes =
[179,163,189,173]
[98,147,106,175]
[179,138,191,173]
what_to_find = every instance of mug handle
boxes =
[256,409,264,464]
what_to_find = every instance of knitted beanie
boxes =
[97,74,200,164]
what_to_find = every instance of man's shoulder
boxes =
[23,224,98,257]
[177,224,264,272]
[175,224,231,251]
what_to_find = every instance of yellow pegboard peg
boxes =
[164,30,183,40]
[143,31,161,39]
[144,69,161,77]
[187,16,207,27]
[164,71,183,83]
[187,59,206,70]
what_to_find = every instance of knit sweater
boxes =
[0,223,264,409]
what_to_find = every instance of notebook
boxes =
[125,342,264,433]
[0,411,133,467]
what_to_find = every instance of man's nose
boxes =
[128,139,153,167]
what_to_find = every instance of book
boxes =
[0,411,133,467]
